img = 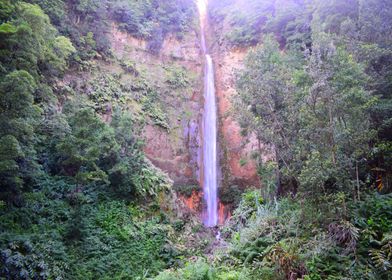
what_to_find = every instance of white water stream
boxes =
[197,0,218,227]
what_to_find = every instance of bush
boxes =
[165,66,190,89]
[173,184,199,197]
[219,185,242,206]
[110,0,195,52]
[154,260,215,280]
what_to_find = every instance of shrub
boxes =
[165,66,190,89]
[120,59,139,76]
[173,184,200,198]
[219,185,242,206]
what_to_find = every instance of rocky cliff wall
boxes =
[62,23,205,188]
[111,24,205,186]
[61,15,263,222]
[208,15,262,190]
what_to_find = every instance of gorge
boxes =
[0,0,391,279]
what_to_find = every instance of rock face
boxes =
[214,48,261,189]
[111,24,201,65]
[62,20,262,223]
[109,23,204,186]
[110,21,262,189]
[110,19,262,221]
[202,7,261,190]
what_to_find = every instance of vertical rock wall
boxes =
[110,23,206,186]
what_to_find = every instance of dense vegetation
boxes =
[158,0,391,279]
[1,0,391,279]
[0,0,197,279]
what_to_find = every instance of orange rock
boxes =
[214,49,261,187]
[181,190,202,212]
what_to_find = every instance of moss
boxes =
[173,184,200,197]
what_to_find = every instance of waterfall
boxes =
[198,0,218,227]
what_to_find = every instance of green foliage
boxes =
[120,59,139,76]
[225,11,262,46]
[45,35,76,74]
[130,160,172,197]
[111,0,154,38]
[312,0,359,35]
[236,31,374,198]
[235,34,299,195]
[154,260,216,280]
[1,240,53,279]
[223,190,264,235]
[258,161,279,199]
[218,185,242,206]
[0,22,17,34]
[0,135,24,194]
[219,0,392,198]
[1,1,392,280]
[87,73,126,112]
[353,193,392,234]
[0,1,75,79]
[0,70,41,202]
[369,234,392,273]
[166,65,190,89]
[211,0,310,49]
[0,70,36,119]
[0,0,14,23]
[55,107,118,185]
[216,192,392,279]
[27,0,65,26]
[73,201,170,278]
[111,0,196,52]
[0,179,175,279]
[173,184,200,197]
[142,93,171,130]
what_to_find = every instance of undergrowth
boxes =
[153,191,392,280]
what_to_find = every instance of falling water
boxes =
[198,0,218,227]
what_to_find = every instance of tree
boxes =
[27,0,66,26]
[45,35,76,75]
[296,34,374,196]
[0,3,75,78]
[108,110,143,194]
[235,35,300,196]
[0,70,40,153]
[0,135,24,201]
[0,0,14,23]
[0,70,40,203]
[55,108,119,186]
[0,70,36,118]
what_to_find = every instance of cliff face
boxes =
[207,14,262,191]
[62,23,204,188]
[109,16,263,190]
[61,14,262,221]
[108,15,263,218]
[110,24,204,186]
[215,48,261,189]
